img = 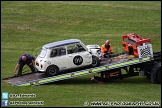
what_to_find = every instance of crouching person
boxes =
[14,54,36,76]
[101,40,113,58]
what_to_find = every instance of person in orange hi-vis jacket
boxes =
[100,40,114,78]
[101,40,113,58]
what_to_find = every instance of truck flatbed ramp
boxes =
[3,54,152,86]
[3,73,46,86]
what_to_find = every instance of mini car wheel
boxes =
[91,55,100,67]
[46,65,59,77]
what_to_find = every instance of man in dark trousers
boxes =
[14,54,36,76]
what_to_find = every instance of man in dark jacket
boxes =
[14,54,36,76]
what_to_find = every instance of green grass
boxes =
[1,1,161,107]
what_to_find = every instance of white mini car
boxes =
[35,39,100,76]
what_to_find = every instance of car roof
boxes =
[43,39,81,49]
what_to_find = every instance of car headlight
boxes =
[97,50,101,55]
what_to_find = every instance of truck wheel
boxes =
[46,65,59,77]
[91,55,100,67]
[151,62,161,84]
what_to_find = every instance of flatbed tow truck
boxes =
[2,33,161,86]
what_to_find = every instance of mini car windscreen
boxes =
[80,42,88,51]
[39,48,47,58]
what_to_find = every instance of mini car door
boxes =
[50,47,70,70]
[66,43,92,68]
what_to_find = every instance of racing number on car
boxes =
[73,55,83,65]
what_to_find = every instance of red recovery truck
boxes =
[92,33,161,84]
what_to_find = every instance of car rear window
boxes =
[39,48,47,58]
